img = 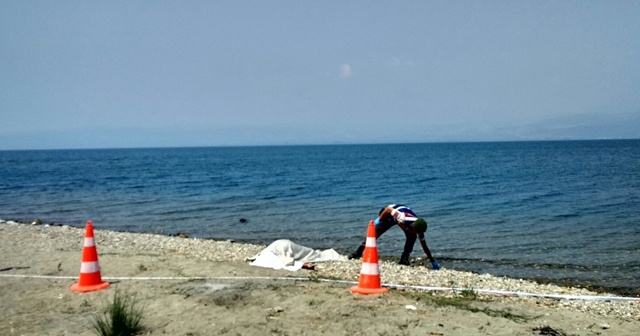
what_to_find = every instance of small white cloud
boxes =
[340,64,352,78]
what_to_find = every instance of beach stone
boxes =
[170,232,189,238]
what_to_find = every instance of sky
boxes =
[1,1,639,149]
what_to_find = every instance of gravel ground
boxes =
[2,219,638,323]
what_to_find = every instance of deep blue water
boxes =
[1,140,639,294]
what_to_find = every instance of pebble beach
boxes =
[2,219,638,323]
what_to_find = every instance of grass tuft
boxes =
[460,287,478,300]
[90,289,144,336]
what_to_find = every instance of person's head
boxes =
[411,218,427,233]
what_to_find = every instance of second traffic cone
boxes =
[70,221,109,293]
[350,220,388,295]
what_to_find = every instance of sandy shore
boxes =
[1,220,638,336]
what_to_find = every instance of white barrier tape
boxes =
[384,283,640,302]
[1,273,638,302]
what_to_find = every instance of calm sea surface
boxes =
[1,140,638,294]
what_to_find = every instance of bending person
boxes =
[349,204,440,269]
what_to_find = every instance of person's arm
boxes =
[377,205,414,230]
[418,234,441,269]
[374,206,394,225]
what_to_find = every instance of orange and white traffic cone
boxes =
[70,221,109,293]
[350,220,388,295]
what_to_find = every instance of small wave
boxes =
[415,176,438,183]
[521,191,565,202]
[551,213,580,219]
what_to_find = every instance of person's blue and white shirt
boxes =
[389,204,418,226]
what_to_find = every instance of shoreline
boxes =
[2,220,639,303]
[2,219,639,335]
[4,217,635,298]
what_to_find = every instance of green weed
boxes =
[90,289,144,336]
[460,287,478,300]
[307,273,319,282]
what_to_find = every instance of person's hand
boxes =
[431,261,441,270]
[373,218,380,226]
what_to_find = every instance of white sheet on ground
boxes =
[248,239,345,271]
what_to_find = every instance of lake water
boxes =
[1,140,638,295]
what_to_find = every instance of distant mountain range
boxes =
[415,112,640,143]
[1,112,638,150]
[494,112,640,141]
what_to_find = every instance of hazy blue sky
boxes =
[1,1,639,149]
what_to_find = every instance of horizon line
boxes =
[1,138,638,152]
